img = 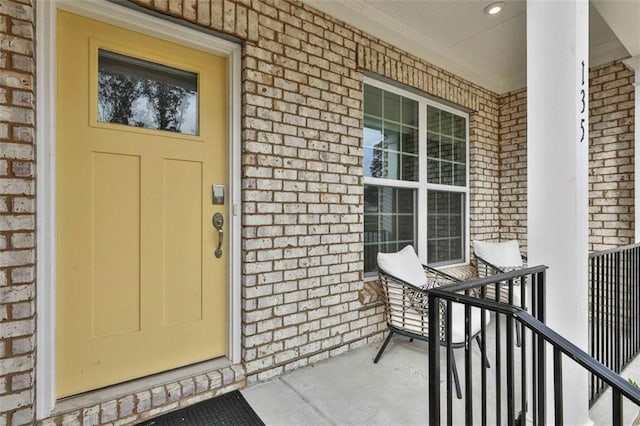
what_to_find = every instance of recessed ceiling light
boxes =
[484,2,504,15]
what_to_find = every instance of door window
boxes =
[97,49,198,135]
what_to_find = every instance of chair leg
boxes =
[475,335,491,368]
[451,354,463,400]
[373,331,394,364]
[516,323,522,347]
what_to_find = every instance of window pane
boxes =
[426,105,466,187]
[364,84,419,183]
[402,97,418,126]
[454,115,466,139]
[364,85,383,117]
[402,126,418,155]
[384,91,401,122]
[435,193,448,213]
[449,214,462,237]
[364,147,400,179]
[398,189,415,213]
[363,117,383,149]
[384,121,401,152]
[98,49,198,135]
[454,164,466,186]
[364,185,416,275]
[436,240,450,263]
[402,155,418,181]
[427,132,439,158]
[450,238,463,261]
[401,97,419,184]
[427,191,465,265]
[427,107,439,132]
[427,159,440,183]
[364,244,378,275]
[453,140,466,162]
[440,162,453,185]
[364,185,379,213]
[398,216,415,240]
[440,111,453,136]
[441,136,453,161]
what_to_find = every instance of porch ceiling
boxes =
[301,0,635,94]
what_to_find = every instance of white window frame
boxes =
[363,77,470,274]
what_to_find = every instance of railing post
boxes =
[615,251,620,372]
[428,293,440,426]
[632,247,640,354]
[553,347,563,426]
[612,389,622,426]
[536,270,545,323]
[465,302,472,426]
[507,309,515,424]
[589,253,595,401]
[480,287,487,426]
[536,271,546,425]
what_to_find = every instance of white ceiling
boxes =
[302,0,637,94]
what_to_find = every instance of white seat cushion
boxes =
[473,240,523,269]
[377,245,427,287]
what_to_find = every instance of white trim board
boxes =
[35,0,242,418]
[622,56,640,243]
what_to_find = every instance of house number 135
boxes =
[579,60,586,143]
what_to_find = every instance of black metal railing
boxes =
[589,243,640,404]
[426,266,640,425]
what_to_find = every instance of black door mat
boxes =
[137,390,265,426]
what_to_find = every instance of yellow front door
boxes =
[56,10,228,397]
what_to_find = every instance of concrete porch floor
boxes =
[242,338,433,425]
[242,321,640,425]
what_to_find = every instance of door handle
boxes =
[212,213,224,258]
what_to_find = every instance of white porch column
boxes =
[622,56,640,242]
[527,0,590,424]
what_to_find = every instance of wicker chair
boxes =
[473,240,527,346]
[375,246,491,399]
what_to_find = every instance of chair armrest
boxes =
[422,264,461,286]
[474,254,505,277]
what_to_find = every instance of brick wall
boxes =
[3,0,633,423]
[124,0,502,385]
[498,60,636,252]
[235,1,501,382]
[0,0,504,424]
[498,89,528,251]
[589,61,635,251]
[0,1,35,425]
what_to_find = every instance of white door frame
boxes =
[35,0,242,418]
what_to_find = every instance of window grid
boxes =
[364,186,416,274]
[426,105,466,186]
[364,84,419,182]
[363,78,469,275]
[427,191,465,264]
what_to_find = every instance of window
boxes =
[363,80,468,275]
[98,49,198,135]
